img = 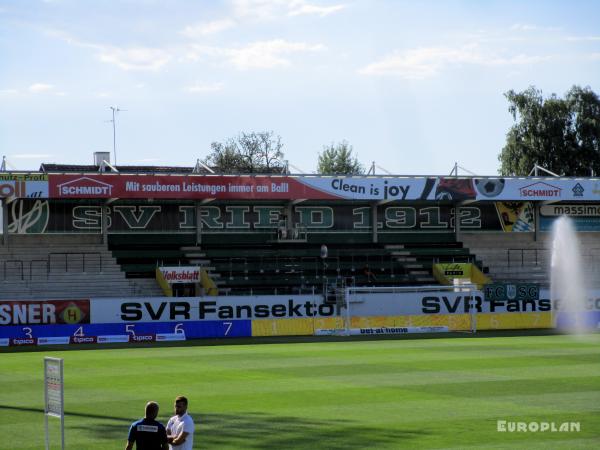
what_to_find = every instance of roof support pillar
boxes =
[1,199,7,247]
[534,201,539,242]
[101,204,108,245]
[286,202,294,233]
[195,202,202,245]
[455,204,461,242]
[371,203,378,244]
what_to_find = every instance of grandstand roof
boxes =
[39,163,199,174]
[38,163,288,175]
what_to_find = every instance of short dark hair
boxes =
[145,401,159,419]
[175,396,188,406]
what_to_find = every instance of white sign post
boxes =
[44,357,65,450]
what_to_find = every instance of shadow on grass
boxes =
[0,404,427,448]
[201,412,427,449]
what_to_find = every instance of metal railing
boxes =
[506,248,549,267]
[0,252,104,281]
[48,252,103,273]
[505,247,600,269]
[3,260,23,280]
[29,259,49,279]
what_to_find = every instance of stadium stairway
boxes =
[196,233,482,295]
[0,234,163,299]
[102,232,484,296]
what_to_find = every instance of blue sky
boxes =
[0,0,599,174]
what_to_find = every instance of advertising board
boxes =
[2,289,599,346]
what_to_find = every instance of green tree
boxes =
[204,131,285,173]
[317,141,364,175]
[499,85,600,176]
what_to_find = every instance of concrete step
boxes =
[393,257,417,262]
[188,259,211,265]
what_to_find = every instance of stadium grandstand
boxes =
[2,152,600,302]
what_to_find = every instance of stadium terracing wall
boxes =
[2,291,599,347]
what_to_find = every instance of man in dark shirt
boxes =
[126,401,168,450]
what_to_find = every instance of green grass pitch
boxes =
[1,333,599,449]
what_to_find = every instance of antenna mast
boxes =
[109,106,126,165]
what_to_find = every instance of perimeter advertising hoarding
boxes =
[49,174,437,201]
[2,291,599,326]
[2,291,599,327]
[87,293,559,323]
[1,171,599,201]
[2,291,599,344]
[0,173,48,199]
[41,173,600,201]
[90,295,331,323]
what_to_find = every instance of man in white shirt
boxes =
[166,395,195,450]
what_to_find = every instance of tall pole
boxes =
[109,106,125,165]
[111,107,117,165]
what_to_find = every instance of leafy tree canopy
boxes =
[317,141,364,175]
[204,131,285,174]
[499,85,600,176]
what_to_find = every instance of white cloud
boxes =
[45,29,172,71]
[288,0,345,17]
[232,0,345,20]
[97,46,171,71]
[229,40,325,69]
[359,45,552,79]
[510,23,538,32]
[0,89,19,95]
[185,82,224,93]
[181,19,236,38]
[28,83,54,93]
[565,36,600,42]
[233,0,287,20]
[510,23,561,32]
[189,39,325,69]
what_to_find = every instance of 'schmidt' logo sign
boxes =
[519,182,561,198]
[57,177,113,197]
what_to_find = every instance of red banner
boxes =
[49,174,339,200]
[0,300,90,326]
